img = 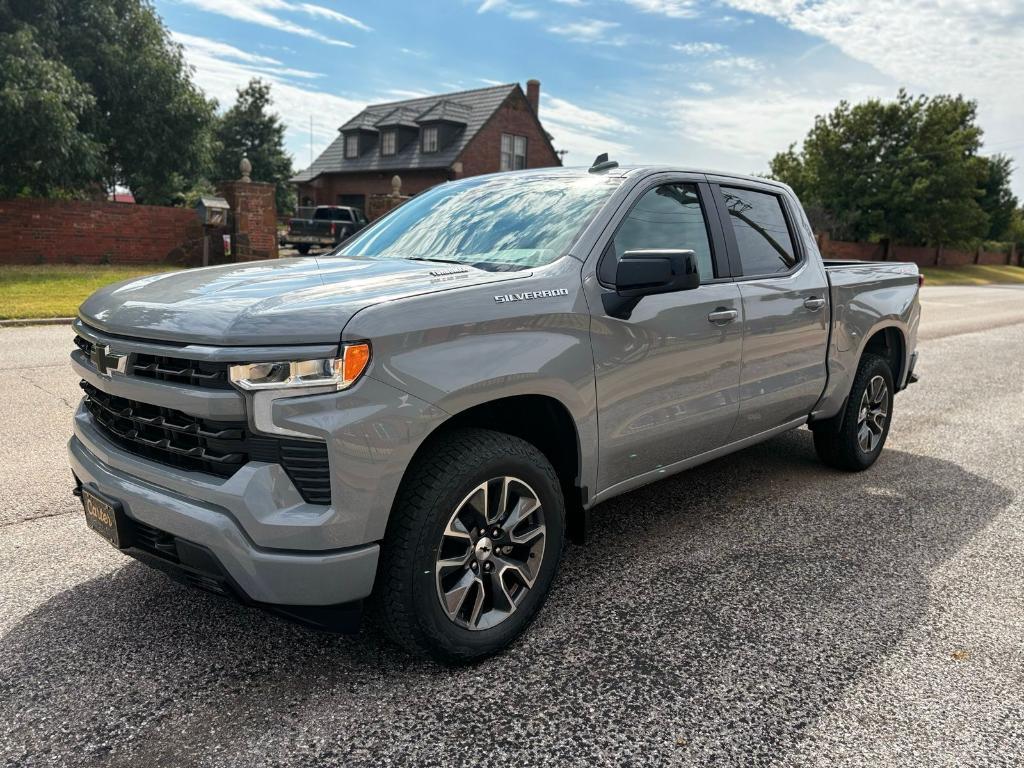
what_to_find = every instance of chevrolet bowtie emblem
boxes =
[90,344,127,376]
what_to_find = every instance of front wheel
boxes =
[373,428,565,663]
[813,353,894,471]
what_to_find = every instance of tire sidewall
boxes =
[848,356,895,468]
[410,450,565,657]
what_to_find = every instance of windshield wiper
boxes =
[401,256,468,265]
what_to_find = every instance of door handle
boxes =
[804,296,826,311]
[707,308,738,324]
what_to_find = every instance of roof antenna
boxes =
[589,153,619,173]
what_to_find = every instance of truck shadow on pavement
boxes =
[1,429,1011,767]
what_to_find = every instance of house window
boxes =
[381,130,397,156]
[344,133,359,159]
[500,133,527,171]
[421,126,439,153]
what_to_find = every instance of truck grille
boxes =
[80,381,332,504]
[74,335,232,390]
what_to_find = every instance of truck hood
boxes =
[79,256,522,346]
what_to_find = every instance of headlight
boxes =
[229,343,371,392]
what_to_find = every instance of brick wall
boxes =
[817,232,1020,267]
[458,90,561,175]
[220,181,278,261]
[0,199,205,265]
[298,169,449,208]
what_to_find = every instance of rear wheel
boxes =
[373,428,565,663]
[813,353,894,471]
[295,244,311,255]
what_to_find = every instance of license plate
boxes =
[82,488,128,549]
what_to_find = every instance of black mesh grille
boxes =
[80,381,331,504]
[74,332,232,390]
[131,353,233,390]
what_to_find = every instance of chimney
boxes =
[526,79,540,114]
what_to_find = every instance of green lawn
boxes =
[920,264,1024,286]
[0,264,182,320]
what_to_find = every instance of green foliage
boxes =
[768,90,1010,246]
[0,29,103,197]
[978,155,1019,240]
[0,0,216,204]
[213,79,295,216]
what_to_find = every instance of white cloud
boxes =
[689,81,714,93]
[541,94,634,165]
[477,0,539,20]
[672,41,727,55]
[175,31,365,168]
[718,0,1024,190]
[382,88,434,100]
[622,0,700,18]
[295,3,372,31]
[671,83,883,160]
[177,0,367,47]
[547,18,621,43]
[172,32,323,78]
[707,55,763,72]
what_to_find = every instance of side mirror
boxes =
[616,249,700,296]
[603,249,701,318]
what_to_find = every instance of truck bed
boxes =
[813,258,922,421]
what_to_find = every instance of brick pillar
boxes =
[218,180,278,261]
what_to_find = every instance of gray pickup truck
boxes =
[284,204,367,254]
[69,161,920,662]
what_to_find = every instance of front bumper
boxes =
[69,427,379,608]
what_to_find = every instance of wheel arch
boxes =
[395,393,589,542]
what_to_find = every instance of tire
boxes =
[813,353,895,471]
[295,244,311,255]
[373,428,565,663]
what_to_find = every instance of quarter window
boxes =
[600,183,716,284]
[500,133,527,171]
[344,134,359,159]
[719,187,797,276]
[421,126,439,153]
[381,130,396,156]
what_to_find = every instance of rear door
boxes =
[708,180,829,441]
[586,175,743,493]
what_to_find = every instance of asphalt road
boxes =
[1,286,1023,767]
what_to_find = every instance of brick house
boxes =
[291,80,562,211]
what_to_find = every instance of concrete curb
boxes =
[0,317,75,328]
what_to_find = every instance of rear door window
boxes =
[719,187,798,276]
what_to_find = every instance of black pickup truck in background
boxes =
[284,205,368,254]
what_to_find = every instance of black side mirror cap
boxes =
[616,249,700,296]
[603,249,700,318]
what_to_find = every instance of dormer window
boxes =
[381,130,397,156]
[421,126,439,153]
[345,134,359,159]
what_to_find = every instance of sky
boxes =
[155,0,1024,196]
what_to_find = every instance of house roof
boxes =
[291,83,519,182]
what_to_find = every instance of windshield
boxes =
[337,174,621,270]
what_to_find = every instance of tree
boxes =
[768,90,1004,246]
[0,0,215,204]
[978,155,1019,241]
[213,79,295,216]
[0,29,102,197]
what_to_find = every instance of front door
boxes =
[587,177,743,494]
[709,181,830,441]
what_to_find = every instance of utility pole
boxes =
[309,115,314,169]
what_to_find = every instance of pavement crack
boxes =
[18,374,77,410]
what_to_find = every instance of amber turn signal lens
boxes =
[343,343,371,384]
